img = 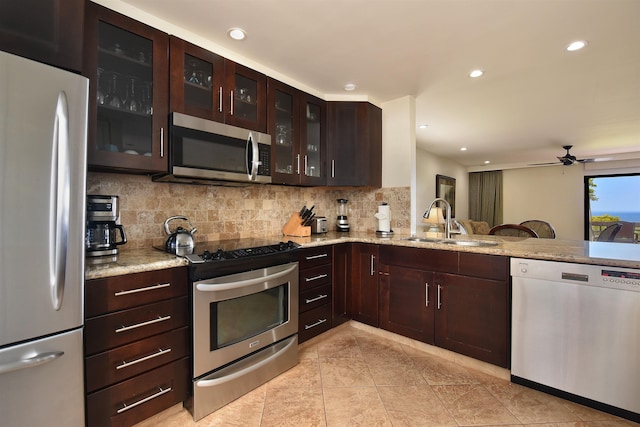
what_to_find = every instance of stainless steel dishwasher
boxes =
[511,258,640,423]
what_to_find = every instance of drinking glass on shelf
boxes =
[104,71,122,109]
[140,81,152,115]
[123,76,139,112]
[96,68,105,105]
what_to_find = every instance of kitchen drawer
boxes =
[85,297,188,355]
[85,327,189,393]
[86,267,188,318]
[300,264,332,291]
[298,246,332,269]
[299,283,332,314]
[459,253,508,281]
[86,357,189,427]
[298,303,332,343]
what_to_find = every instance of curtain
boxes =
[469,170,503,226]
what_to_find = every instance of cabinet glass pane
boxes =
[305,102,321,178]
[274,90,294,175]
[234,74,258,123]
[96,21,153,156]
[184,53,213,110]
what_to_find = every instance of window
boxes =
[584,174,640,242]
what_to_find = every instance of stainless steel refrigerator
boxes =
[0,51,88,426]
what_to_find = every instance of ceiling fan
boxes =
[530,145,595,166]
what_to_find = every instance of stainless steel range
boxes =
[184,239,300,421]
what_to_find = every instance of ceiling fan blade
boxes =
[528,161,564,166]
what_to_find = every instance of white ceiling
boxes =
[120,0,640,168]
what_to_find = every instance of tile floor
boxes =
[136,322,638,427]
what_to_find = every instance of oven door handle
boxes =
[196,263,297,292]
[195,335,297,388]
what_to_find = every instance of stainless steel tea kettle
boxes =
[164,216,197,255]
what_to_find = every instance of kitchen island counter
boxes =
[86,232,640,280]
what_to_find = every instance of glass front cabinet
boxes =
[83,2,168,173]
[268,78,325,186]
[170,36,266,133]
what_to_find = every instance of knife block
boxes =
[282,213,311,237]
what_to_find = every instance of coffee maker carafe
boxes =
[86,195,127,257]
[336,198,349,232]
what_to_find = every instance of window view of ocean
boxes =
[591,211,640,222]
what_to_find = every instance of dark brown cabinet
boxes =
[350,243,379,327]
[169,36,225,123]
[0,0,84,72]
[169,36,266,133]
[379,264,434,343]
[434,253,510,368]
[268,77,326,186]
[83,2,169,173]
[84,267,190,427]
[332,243,351,327]
[327,102,382,187]
[378,246,510,368]
[297,246,333,342]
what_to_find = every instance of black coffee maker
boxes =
[85,195,127,257]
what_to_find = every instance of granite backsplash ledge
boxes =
[87,172,410,249]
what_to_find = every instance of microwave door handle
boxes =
[246,133,259,181]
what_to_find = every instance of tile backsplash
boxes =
[87,172,410,250]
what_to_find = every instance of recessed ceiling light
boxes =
[344,83,356,91]
[469,69,484,78]
[484,160,491,164]
[228,28,247,41]
[566,40,587,51]
[460,147,467,151]
[418,124,428,129]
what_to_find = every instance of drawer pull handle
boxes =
[304,318,327,330]
[305,274,328,282]
[114,282,171,297]
[115,315,171,333]
[116,386,172,414]
[305,294,328,304]
[116,348,172,370]
[305,253,328,260]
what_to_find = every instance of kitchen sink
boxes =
[440,239,499,247]
[404,237,443,243]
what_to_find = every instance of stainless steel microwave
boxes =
[154,113,271,185]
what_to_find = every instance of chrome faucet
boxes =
[423,198,452,239]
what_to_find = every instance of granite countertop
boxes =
[86,232,640,280]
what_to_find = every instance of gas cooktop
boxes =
[185,238,300,281]
[185,239,299,264]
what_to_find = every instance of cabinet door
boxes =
[379,264,434,343]
[433,273,509,368]
[327,102,381,187]
[169,36,224,122]
[299,93,326,185]
[268,78,300,184]
[84,3,168,173]
[350,243,379,327]
[332,243,351,326]
[224,61,267,132]
[0,0,84,72]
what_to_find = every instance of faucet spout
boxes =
[423,198,452,239]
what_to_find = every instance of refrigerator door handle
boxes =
[0,351,64,375]
[50,91,70,311]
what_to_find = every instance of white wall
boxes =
[416,148,469,231]
[503,165,584,240]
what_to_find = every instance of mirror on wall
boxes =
[436,174,456,217]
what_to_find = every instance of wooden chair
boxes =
[596,223,623,241]
[520,220,556,239]
[489,224,539,238]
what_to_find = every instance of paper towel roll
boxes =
[375,205,391,232]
